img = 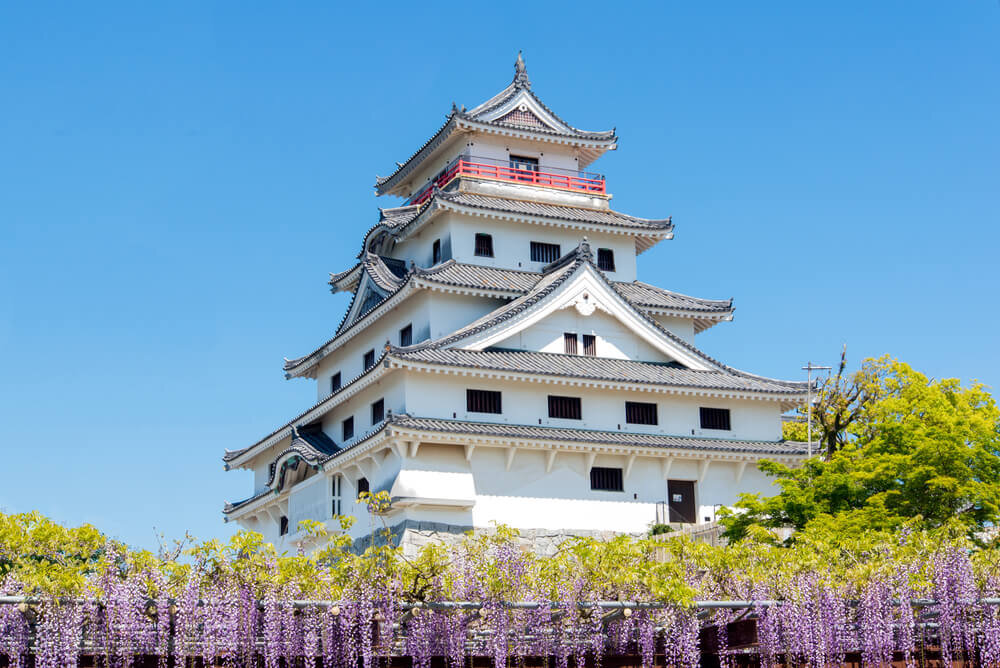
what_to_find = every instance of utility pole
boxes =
[802,362,831,457]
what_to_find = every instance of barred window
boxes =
[582,334,596,356]
[363,349,375,371]
[700,407,732,431]
[342,416,354,441]
[475,233,494,258]
[548,395,582,420]
[330,372,341,393]
[530,241,561,263]
[432,239,441,264]
[371,398,384,424]
[626,401,658,425]
[467,389,502,414]
[509,155,539,171]
[590,467,624,492]
[399,324,412,347]
[563,332,578,354]
[356,477,369,497]
[597,248,616,272]
[331,475,342,517]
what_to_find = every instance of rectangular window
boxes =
[356,477,369,497]
[342,416,354,441]
[548,395,582,420]
[371,398,384,424]
[530,241,561,263]
[331,475,342,517]
[330,372,342,393]
[700,407,732,431]
[597,248,616,272]
[582,334,596,356]
[590,467,624,492]
[509,155,539,172]
[626,401,658,425]
[432,239,442,264]
[563,332,578,355]
[279,515,289,536]
[399,324,412,347]
[667,479,696,523]
[363,349,375,371]
[466,389,502,414]
[474,233,494,258]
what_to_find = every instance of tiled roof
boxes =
[414,261,541,294]
[392,348,806,394]
[389,414,809,456]
[437,191,673,232]
[612,282,732,313]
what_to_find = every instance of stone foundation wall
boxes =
[352,520,645,557]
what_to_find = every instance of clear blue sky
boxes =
[1,2,997,550]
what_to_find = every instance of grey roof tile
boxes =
[393,348,806,394]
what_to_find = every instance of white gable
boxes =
[447,262,720,371]
[474,89,570,135]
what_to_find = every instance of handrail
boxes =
[409,155,606,205]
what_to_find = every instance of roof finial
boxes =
[514,50,530,89]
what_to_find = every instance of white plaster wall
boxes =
[318,378,406,445]
[653,315,696,344]
[403,374,783,441]
[392,216,454,268]
[495,308,669,363]
[288,473,328,534]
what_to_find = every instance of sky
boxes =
[0,2,998,551]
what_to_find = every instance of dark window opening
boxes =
[330,372,341,393]
[279,515,289,536]
[700,407,732,431]
[342,416,354,441]
[590,467,624,492]
[530,241,561,263]
[626,401,658,425]
[371,398,385,424]
[363,349,375,371]
[582,334,596,356]
[432,239,442,264]
[548,395,582,420]
[597,248,616,272]
[563,332,578,355]
[475,233,494,257]
[509,155,539,172]
[467,389,502,414]
[356,477,370,497]
[331,476,342,517]
[667,480,696,523]
[399,324,412,347]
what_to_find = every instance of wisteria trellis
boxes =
[5,531,1000,668]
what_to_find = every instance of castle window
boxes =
[357,477,370,497]
[582,334,596,356]
[530,241,561,263]
[279,515,289,536]
[597,248,616,272]
[548,395,582,420]
[475,233,494,258]
[331,475,342,517]
[467,389,502,414]
[509,155,539,172]
[432,239,442,264]
[626,401,658,425]
[371,398,384,424]
[363,349,375,371]
[563,332,578,354]
[342,416,354,441]
[399,324,412,347]
[590,467,624,492]
[330,372,341,393]
[700,407,732,431]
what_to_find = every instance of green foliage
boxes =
[648,523,673,536]
[722,356,1000,542]
[0,511,109,595]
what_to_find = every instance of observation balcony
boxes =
[409,155,606,205]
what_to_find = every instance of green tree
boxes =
[722,356,1000,542]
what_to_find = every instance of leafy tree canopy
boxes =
[722,355,1000,543]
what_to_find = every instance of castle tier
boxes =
[222,54,810,551]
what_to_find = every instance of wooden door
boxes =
[667,480,696,524]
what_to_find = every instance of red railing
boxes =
[409,156,606,205]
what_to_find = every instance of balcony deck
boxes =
[410,156,605,205]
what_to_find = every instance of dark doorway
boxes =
[667,480,696,523]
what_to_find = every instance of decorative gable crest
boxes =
[496,106,548,131]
